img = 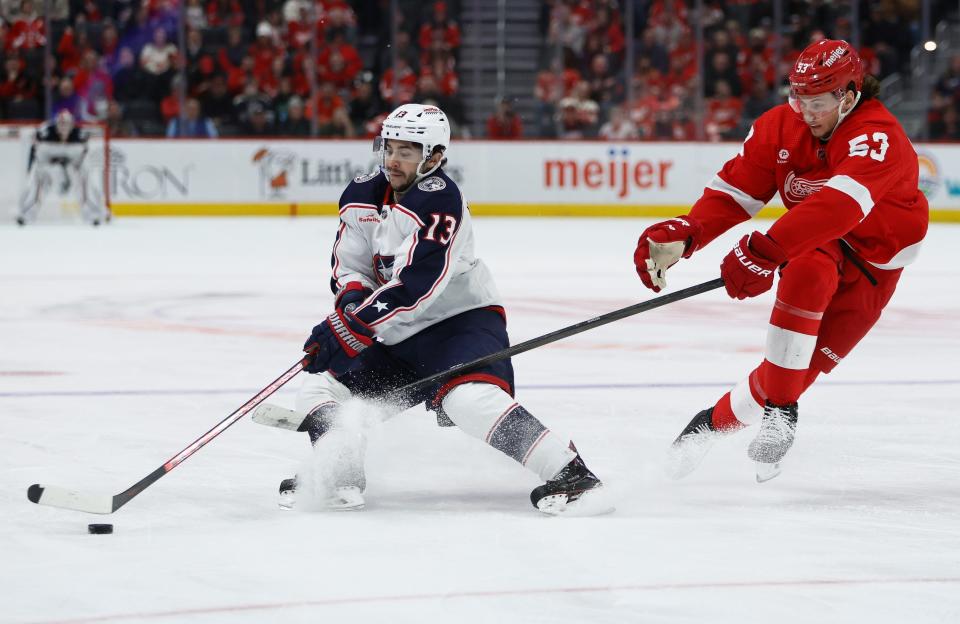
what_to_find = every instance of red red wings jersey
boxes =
[690,100,928,269]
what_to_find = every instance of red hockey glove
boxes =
[302,310,374,375]
[633,216,703,292]
[720,232,788,300]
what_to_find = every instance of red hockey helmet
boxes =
[789,39,864,97]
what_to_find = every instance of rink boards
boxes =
[1,137,958,221]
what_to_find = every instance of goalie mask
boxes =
[55,109,75,139]
[374,103,450,183]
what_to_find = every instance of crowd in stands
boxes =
[929,51,960,140]
[0,0,949,140]
[0,0,465,138]
[534,0,922,141]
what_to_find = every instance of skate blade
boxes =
[664,435,718,480]
[536,487,615,517]
[278,487,365,511]
[324,487,366,511]
[755,462,782,483]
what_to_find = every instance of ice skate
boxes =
[747,401,799,467]
[277,476,365,511]
[530,455,613,516]
[665,407,742,480]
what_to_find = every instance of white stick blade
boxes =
[27,484,115,514]
[251,403,306,431]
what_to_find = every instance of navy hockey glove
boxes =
[334,281,373,314]
[302,310,375,375]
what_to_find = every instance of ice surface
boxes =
[2,217,959,623]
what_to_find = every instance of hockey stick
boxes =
[253,277,725,432]
[385,277,726,402]
[26,359,305,514]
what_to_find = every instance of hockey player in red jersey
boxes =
[633,40,928,481]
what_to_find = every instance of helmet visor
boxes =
[788,90,841,120]
[381,139,424,163]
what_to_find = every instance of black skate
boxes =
[665,407,741,480]
[747,401,799,471]
[530,455,612,516]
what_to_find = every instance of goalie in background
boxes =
[15,110,110,226]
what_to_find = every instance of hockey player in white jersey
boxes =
[262,103,610,515]
[16,110,109,226]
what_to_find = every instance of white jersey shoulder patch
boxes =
[354,171,379,183]
[417,176,446,192]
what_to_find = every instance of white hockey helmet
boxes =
[376,103,450,180]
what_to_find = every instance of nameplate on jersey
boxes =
[418,177,446,192]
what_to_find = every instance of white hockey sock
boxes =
[729,372,765,425]
[441,383,576,481]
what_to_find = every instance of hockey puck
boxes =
[87,523,113,534]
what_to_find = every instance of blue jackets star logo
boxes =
[374,301,389,312]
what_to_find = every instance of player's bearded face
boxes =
[383,140,423,190]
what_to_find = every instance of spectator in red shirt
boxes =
[421,56,458,97]
[704,79,743,141]
[306,81,353,136]
[56,26,91,75]
[535,57,580,105]
[379,56,417,105]
[319,31,362,83]
[227,55,256,94]
[486,98,522,139]
[628,82,662,138]
[418,1,461,53]
[0,55,37,113]
[593,6,624,58]
[249,22,281,79]
[10,0,46,51]
[319,48,359,90]
[287,4,325,50]
[206,0,242,29]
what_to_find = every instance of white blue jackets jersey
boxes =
[331,168,502,345]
